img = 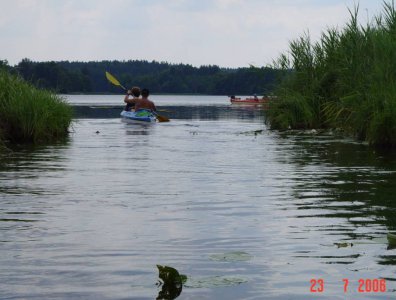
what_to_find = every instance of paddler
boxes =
[124,86,141,111]
[134,88,157,112]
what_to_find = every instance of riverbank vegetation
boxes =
[267,1,396,147]
[3,59,281,95]
[0,70,72,144]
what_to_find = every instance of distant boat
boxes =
[229,96,270,104]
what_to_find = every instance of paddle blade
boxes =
[156,114,170,122]
[105,71,126,90]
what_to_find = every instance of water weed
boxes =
[267,1,396,147]
[0,70,72,144]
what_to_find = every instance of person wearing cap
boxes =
[124,86,141,111]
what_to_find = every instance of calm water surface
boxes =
[1,95,396,299]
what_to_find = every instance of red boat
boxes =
[230,96,269,104]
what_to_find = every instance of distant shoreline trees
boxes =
[2,59,282,95]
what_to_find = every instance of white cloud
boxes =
[0,0,390,67]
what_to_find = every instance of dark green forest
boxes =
[0,59,282,95]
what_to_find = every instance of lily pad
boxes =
[334,242,353,248]
[387,233,396,246]
[209,251,253,262]
[185,275,248,288]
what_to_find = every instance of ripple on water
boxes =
[1,111,396,299]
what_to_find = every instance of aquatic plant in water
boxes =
[0,70,72,144]
[156,262,248,299]
[267,1,396,147]
[156,265,187,299]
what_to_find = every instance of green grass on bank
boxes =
[267,1,396,147]
[0,70,72,144]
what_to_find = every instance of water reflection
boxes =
[124,124,153,136]
[156,282,182,300]
[2,110,396,299]
[0,141,70,196]
[0,142,71,246]
[73,105,265,121]
[275,131,396,269]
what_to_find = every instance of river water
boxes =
[1,95,396,299]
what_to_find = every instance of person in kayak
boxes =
[134,88,157,112]
[124,86,141,111]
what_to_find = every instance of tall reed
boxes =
[267,1,396,147]
[0,70,72,144]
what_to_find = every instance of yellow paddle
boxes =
[105,71,127,91]
[153,112,170,122]
[105,71,170,122]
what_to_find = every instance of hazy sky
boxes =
[0,0,387,67]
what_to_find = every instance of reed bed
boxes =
[0,70,72,144]
[267,1,396,147]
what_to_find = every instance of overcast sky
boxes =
[0,0,388,68]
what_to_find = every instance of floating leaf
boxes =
[387,233,396,246]
[334,242,353,248]
[179,274,188,285]
[185,275,248,288]
[209,251,253,262]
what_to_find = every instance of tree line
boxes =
[1,59,283,95]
